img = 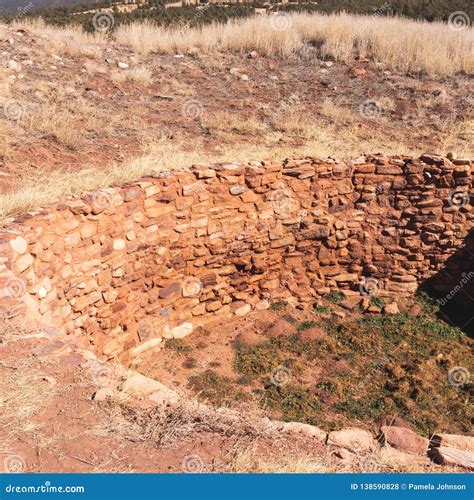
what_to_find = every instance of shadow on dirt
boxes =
[420,230,474,338]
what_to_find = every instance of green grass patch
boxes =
[296,320,319,331]
[188,370,248,407]
[369,295,385,308]
[314,304,330,314]
[165,338,192,354]
[262,382,322,424]
[270,300,289,312]
[325,291,346,305]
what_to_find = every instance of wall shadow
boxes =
[419,230,474,338]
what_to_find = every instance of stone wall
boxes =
[0,154,472,360]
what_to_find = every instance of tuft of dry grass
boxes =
[10,18,104,58]
[111,67,153,85]
[0,363,54,435]
[115,13,474,76]
[225,447,334,473]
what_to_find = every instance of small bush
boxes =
[263,382,322,424]
[165,338,192,354]
[314,304,330,314]
[188,370,247,406]
[283,314,297,325]
[369,296,385,308]
[270,300,288,312]
[296,320,319,331]
[183,356,197,369]
[325,291,346,304]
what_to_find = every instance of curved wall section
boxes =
[0,154,472,359]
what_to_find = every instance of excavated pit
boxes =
[0,154,472,362]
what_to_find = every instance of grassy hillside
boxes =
[1,0,473,30]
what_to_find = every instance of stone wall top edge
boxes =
[0,153,472,233]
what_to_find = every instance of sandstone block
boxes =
[430,434,474,452]
[275,421,327,441]
[10,236,28,254]
[430,446,474,471]
[159,282,181,299]
[15,253,34,273]
[327,428,377,452]
[130,338,162,357]
[380,426,429,455]
[171,322,193,339]
[121,373,179,406]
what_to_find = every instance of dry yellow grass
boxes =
[111,67,153,85]
[10,18,105,57]
[226,447,334,473]
[0,358,54,435]
[115,13,474,76]
[0,140,203,219]
[3,109,471,220]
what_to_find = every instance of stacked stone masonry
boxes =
[0,154,472,360]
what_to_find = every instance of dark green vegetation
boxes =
[192,293,472,434]
[188,369,248,406]
[165,338,192,354]
[325,291,346,305]
[1,0,472,30]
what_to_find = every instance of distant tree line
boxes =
[1,0,472,30]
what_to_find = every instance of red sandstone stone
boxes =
[159,282,181,299]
